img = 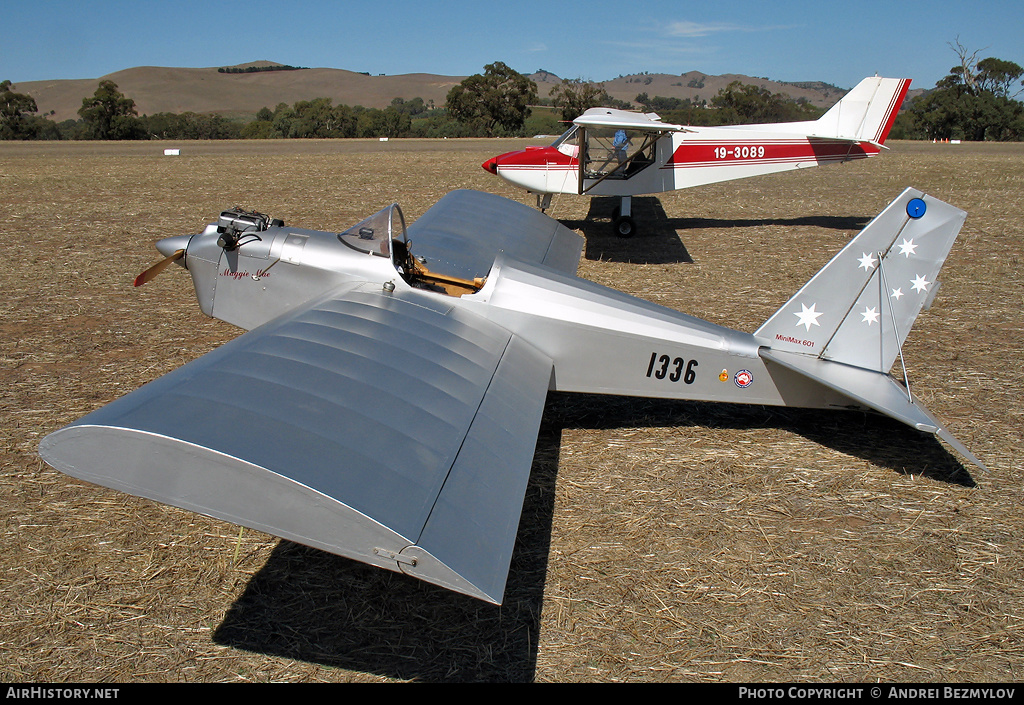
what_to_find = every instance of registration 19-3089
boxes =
[714,146,766,159]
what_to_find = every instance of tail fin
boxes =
[755,189,984,470]
[756,188,965,373]
[811,76,911,145]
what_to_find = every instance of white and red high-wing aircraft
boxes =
[482,76,911,236]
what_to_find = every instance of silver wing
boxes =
[407,188,584,280]
[41,284,553,604]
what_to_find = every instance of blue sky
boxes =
[4,1,1021,90]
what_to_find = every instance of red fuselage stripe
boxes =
[489,137,884,174]
[875,78,912,144]
[666,139,878,168]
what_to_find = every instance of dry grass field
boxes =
[1,138,1022,683]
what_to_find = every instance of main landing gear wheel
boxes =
[611,196,635,238]
[613,214,635,238]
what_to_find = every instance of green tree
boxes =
[522,109,564,136]
[906,42,1024,141]
[0,80,39,139]
[270,102,297,137]
[239,106,279,138]
[291,98,336,137]
[445,62,538,136]
[711,82,821,124]
[240,118,278,139]
[377,106,412,137]
[389,96,428,118]
[549,78,605,121]
[636,94,691,112]
[407,112,473,138]
[139,111,240,139]
[352,106,411,138]
[977,57,1024,98]
[78,81,146,139]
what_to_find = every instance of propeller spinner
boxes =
[134,234,192,287]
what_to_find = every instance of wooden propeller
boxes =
[134,249,185,287]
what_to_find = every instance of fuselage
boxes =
[483,124,883,198]
[170,198,853,416]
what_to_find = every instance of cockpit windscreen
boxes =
[337,203,407,258]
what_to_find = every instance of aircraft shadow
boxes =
[212,424,561,683]
[673,213,872,231]
[561,196,694,264]
[541,392,977,487]
[560,196,871,265]
[212,393,973,681]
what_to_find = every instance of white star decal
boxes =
[911,274,931,293]
[794,303,823,331]
[861,306,880,325]
[891,287,904,300]
[857,252,878,271]
[898,238,918,257]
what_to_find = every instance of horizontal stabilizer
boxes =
[757,187,982,470]
[761,348,985,471]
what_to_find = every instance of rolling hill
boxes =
[15,61,893,123]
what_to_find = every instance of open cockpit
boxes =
[337,203,487,297]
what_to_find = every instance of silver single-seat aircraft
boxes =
[40,188,983,605]
[482,76,911,236]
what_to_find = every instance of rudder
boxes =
[812,77,911,145]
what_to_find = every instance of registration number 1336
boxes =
[645,353,698,384]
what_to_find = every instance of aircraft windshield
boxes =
[338,203,407,258]
[339,200,485,297]
[551,125,580,158]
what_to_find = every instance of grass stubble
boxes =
[0,139,1021,682]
